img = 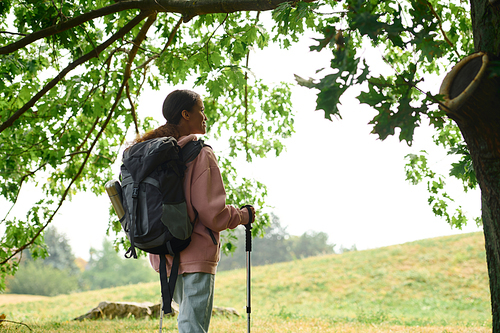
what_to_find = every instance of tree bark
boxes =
[470,0,500,56]
[469,1,500,329]
[440,52,500,331]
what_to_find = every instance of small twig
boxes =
[126,83,140,135]
[425,0,461,59]
[160,16,184,54]
[123,39,159,55]
[0,31,28,36]
[136,66,148,100]
[66,150,91,157]
[1,162,48,224]
[206,34,213,71]
[188,14,228,60]
[50,0,67,21]
[379,53,452,112]
[312,10,348,15]
[0,319,33,331]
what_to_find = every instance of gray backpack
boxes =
[116,137,208,314]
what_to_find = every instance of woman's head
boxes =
[162,90,201,124]
[131,89,206,146]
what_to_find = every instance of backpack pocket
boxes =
[161,202,193,240]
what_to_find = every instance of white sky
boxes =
[2,16,483,260]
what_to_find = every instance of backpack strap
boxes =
[159,253,180,314]
[181,139,212,164]
[124,181,139,259]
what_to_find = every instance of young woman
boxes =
[137,89,255,332]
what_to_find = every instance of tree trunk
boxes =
[465,1,500,329]
[440,52,500,330]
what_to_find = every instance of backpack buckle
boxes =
[132,186,139,198]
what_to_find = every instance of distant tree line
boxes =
[7,217,355,295]
[218,214,355,271]
[7,227,157,296]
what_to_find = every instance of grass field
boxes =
[0,232,491,332]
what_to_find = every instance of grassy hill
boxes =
[0,232,491,332]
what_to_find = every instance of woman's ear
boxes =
[181,110,190,121]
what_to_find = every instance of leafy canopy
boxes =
[0,0,477,290]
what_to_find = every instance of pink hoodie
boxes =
[149,134,249,275]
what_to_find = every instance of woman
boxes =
[138,89,255,332]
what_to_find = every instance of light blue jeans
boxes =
[173,272,215,333]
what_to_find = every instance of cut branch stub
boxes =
[439,51,500,156]
[440,52,487,116]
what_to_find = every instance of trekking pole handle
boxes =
[241,205,253,252]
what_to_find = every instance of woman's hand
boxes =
[242,205,255,225]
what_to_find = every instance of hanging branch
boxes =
[0,12,159,264]
[136,16,183,70]
[160,16,184,54]
[243,11,260,161]
[125,12,159,135]
[425,0,461,59]
[0,162,49,224]
[0,11,151,134]
[244,50,250,161]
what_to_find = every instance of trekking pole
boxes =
[242,205,253,333]
[246,221,252,333]
[159,297,164,333]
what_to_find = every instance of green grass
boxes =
[0,232,491,332]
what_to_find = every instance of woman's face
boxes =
[187,98,207,135]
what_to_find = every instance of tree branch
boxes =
[0,0,313,54]
[0,11,151,134]
[0,2,146,55]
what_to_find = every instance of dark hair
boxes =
[162,89,200,124]
[131,90,200,145]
